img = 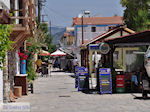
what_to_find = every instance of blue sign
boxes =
[89,44,100,50]
[99,68,112,94]
[75,67,89,91]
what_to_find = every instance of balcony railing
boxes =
[10,0,36,34]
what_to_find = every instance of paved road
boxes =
[17,71,150,112]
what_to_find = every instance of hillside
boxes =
[50,27,66,45]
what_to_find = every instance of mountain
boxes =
[50,27,66,45]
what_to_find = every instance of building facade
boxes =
[0,0,36,102]
[72,16,124,65]
[73,16,124,46]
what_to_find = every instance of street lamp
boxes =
[81,10,90,44]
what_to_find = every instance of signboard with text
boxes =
[77,67,89,91]
[99,68,112,94]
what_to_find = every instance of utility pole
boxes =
[81,15,84,44]
[38,0,46,23]
[49,20,52,35]
[38,0,41,23]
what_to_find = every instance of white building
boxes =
[0,0,10,9]
[0,0,10,103]
[72,16,124,65]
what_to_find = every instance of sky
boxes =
[43,0,124,27]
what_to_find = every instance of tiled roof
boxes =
[73,16,124,25]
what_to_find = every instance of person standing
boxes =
[35,59,42,73]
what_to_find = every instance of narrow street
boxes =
[17,71,150,112]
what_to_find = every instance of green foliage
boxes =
[0,24,13,69]
[39,23,56,53]
[27,59,37,81]
[120,0,150,31]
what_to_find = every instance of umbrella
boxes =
[38,50,50,56]
[50,50,66,56]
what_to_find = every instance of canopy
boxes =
[50,50,66,56]
[38,50,50,56]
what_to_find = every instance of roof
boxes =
[105,30,150,45]
[82,26,135,46]
[73,16,124,26]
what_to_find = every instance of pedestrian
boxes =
[73,57,78,73]
[35,59,42,73]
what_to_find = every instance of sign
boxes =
[77,67,89,91]
[116,75,125,88]
[99,43,110,54]
[99,68,112,94]
[89,44,100,50]
[89,43,110,54]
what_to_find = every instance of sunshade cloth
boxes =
[50,50,66,56]
[38,50,50,56]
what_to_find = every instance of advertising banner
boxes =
[99,68,112,94]
[116,75,125,88]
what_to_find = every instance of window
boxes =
[91,27,96,32]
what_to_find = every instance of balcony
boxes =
[10,0,36,50]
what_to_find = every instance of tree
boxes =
[0,24,12,102]
[120,0,150,31]
[0,25,12,69]
[26,22,56,81]
[39,23,56,53]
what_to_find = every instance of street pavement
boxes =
[17,71,150,112]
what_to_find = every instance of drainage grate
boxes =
[59,95,71,97]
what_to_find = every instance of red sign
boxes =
[116,75,125,88]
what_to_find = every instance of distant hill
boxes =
[50,27,66,45]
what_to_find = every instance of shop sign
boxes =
[99,43,110,54]
[116,75,125,88]
[99,68,112,94]
[89,43,110,54]
[76,67,89,91]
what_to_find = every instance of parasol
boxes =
[50,50,66,56]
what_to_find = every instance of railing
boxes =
[10,0,36,34]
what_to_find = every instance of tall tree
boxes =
[120,0,150,31]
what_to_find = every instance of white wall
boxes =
[16,50,20,75]
[76,26,108,46]
[0,0,10,9]
[0,69,3,103]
